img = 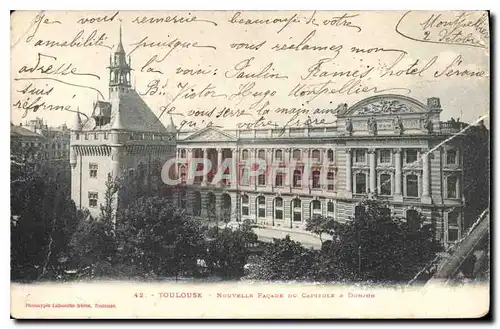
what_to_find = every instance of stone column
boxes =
[217,147,223,187]
[421,149,431,203]
[394,148,403,201]
[266,149,273,190]
[345,149,352,194]
[302,148,310,193]
[231,147,238,189]
[369,148,377,194]
[202,148,208,186]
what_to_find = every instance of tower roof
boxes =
[115,22,125,54]
[72,108,82,131]
[165,115,177,133]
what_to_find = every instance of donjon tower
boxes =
[70,26,177,218]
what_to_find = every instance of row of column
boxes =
[345,148,430,201]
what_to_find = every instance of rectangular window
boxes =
[275,173,283,187]
[406,150,418,164]
[84,134,88,140]
[293,212,301,222]
[448,228,459,242]
[292,149,301,160]
[327,172,335,191]
[275,209,283,220]
[355,150,366,163]
[88,192,98,208]
[327,150,334,162]
[379,150,391,164]
[242,206,249,216]
[275,150,283,161]
[89,163,98,178]
[275,198,283,207]
[380,174,392,196]
[76,134,80,140]
[447,150,457,165]
[293,170,302,188]
[312,171,321,189]
[447,176,458,198]
[258,174,266,186]
[104,133,108,140]
[258,208,265,218]
[356,173,366,194]
[406,175,419,197]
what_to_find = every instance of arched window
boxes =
[241,168,249,185]
[292,198,302,222]
[179,165,187,183]
[274,197,283,220]
[178,189,187,209]
[354,205,365,219]
[258,149,266,160]
[407,209,421,232]
[275,172,284,187]
[312,170,321,189]
[292,149,301,160]
[293,169,302,188]
[275,149,283,161]
[327,201,334,218]
[257,196,266,218]
[355,173,367,194]
[312,149,321,162]
[327,172,335,191]
[327,149,334,162]
[241,195,249,216]
[311,200,321,218]
[193,192,202,216]
[406,174,419,197]
[241,149,249,160]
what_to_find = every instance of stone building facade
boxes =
[175,95,488,247]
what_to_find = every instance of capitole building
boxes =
[175,95,489,247]
[69,27,489,248]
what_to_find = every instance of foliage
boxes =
[204,220,258,279]
[245,235,319,281]
[305,215,335,243]
[115,196,205,279]
[100,173,120,227]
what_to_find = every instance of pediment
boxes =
[338,95,429,117]
[184,127,236,142]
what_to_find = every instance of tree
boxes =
[305,215,335,244]
[245,235,319,282]
[204,220,258,279]
[115,196,205,279]
[100,173,120,227]
[319,199,441,283]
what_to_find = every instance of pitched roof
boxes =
[11,125,45,138]
[110,89,168,133]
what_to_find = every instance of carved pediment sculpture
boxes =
[393,116,404,135]
[367,116,378,135]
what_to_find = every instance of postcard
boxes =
[10,10,490,319]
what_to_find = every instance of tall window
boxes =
[327,172,335,191]
[380,174,392,196]
[311,149,321,162]
[274,197,283,220]
[406,149,418,164]
[355,173,366,194]
[257,196,266,218]
[354,205,365,219]
[406,174,419,197]
[258,173,266,186]
[275,149,283,161]
[258,149,266,160]
[179,165,187,183]
[311,200,321,218]
[312,170,321,189]
[241,195,249,216]
[292,199,302,222]
[327,201,334,217]
[241,168,249,185]
[446,149,457,165]
[89,163,98,178]
[355,149,366,163]
[88,192,98,208]
[447,176,458,198]
[379,149,391,164]
[447,210,460,242]
[327,149,334,161]
[293,169,302,188]
[180,149,187,158]
[275,172,284,187]
[241,149,248,160]
[292,149,301,160]
[407,209,421,233]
